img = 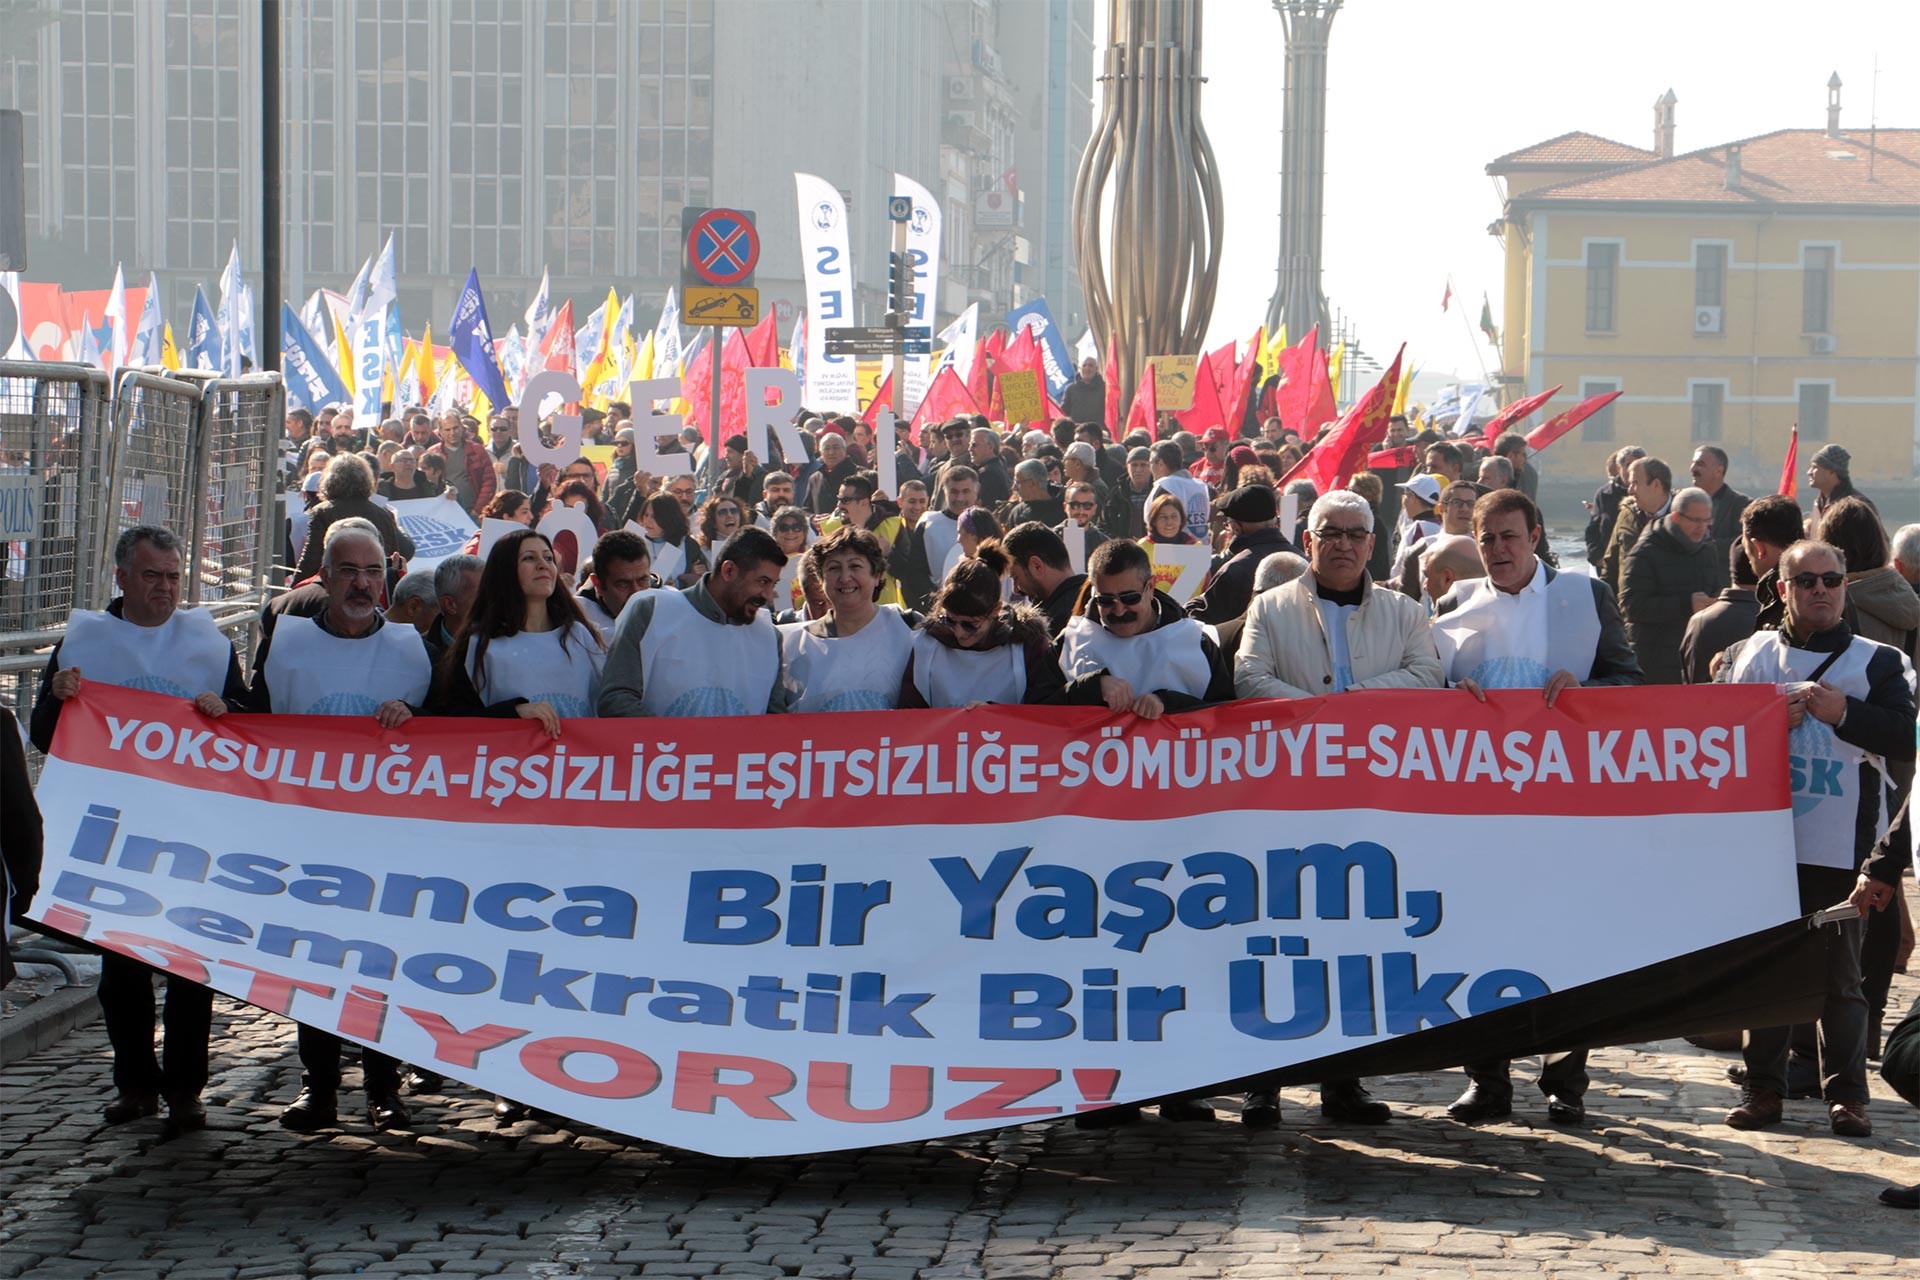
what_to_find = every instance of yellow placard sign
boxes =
[1152,355,1198,411]
[999,369,1044,425]
[683,286,759,328]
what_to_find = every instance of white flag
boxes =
[794,173,856,411]
[933,303,979,387]
[892,173,942,415]
[130,272,165,366]
[653,288,683,377]
[365,233,398,319]
[104,264,128,373]
[524,267,552,350]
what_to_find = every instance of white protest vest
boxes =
[1434,563,1603,690]
[920,510,960,576]
[576,595,617,640]
[465,626,607,719]
[637,588,780,718]
[910,630,1027,707]
[59,607,233,699]
[1057,615,1213,700]
[262,615,432,716]
[780,608,913,714]
[1729,631,1904,870]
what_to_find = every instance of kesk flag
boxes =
[449,271,511,412]
[280,302,351,412]
[795,173,857,411]
[103,265,128,373]
[352,310,385,418]
[28,683,1810,1158]
[1524,389,1625,453]
[1006,298,1075,396]
[524,267,553,350]
[1778,425,1798,499]
[933,303,980,386]
[217,240,257,375]
[1478,385,1561,447]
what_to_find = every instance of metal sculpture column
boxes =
[1072,0,1224,410]
[1266,0,1340,338]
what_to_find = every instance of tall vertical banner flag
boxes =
[280,303,351,411]
[1778,425,1798,499]
[1006,298,1074,397]
[653,289,684,381]
[795,173,857,412]
[449,270,511,412]
[130,273,165,367]
[186,286,224,372]
[892,173,942,413]
[218,241,257,375]
[353,311,386,418]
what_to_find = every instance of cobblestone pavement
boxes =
[2,963,1914,1280]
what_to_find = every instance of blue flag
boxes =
[186,285,224,372]
[449,270,511,409]
[280,303,350,411]
[1005,298,1074,397]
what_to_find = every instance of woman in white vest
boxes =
[780,527,917,713]
[432,529,607,735]
[638,491,708,590]
[1057,539,1232,719]
[900,543,1065,709]
[1726,538,1917,1140]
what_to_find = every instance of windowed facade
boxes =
[63,0,141,263]
[628,4,715,279]
[1688,382,1724,443]
[1797,381,1831,443]
[1802,245,1834,334]
[448,1,528,279]
[1584,242,1618,333]
[1693,243,1726,308]
[1579,378,1619,441]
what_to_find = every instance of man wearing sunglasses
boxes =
[1725,539,1916,1140]
[1232,489,1442,1128]
[1058,539,1232,721]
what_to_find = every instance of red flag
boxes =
[679,331,713,439]
[1524,389,1624,453]
[1283,345,1405,495]
[1179,347,1230,434]
[1223,327,1265,433]
[1366,445,1418,470]
[1102,333,1121,431]
[909,365,981,440]
[1778,425,1798,498]
[742,310,778,369]
[1478,385,1562,447]
[537,299,576,373]
[1123,364,1158,436]
[861,373,894,429]
[970,329,1005,413]
[1274,325,1337,436]
[1441,281,1453,312]
[990,327,1063,427]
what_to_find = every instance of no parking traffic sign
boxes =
[683,208,759,287]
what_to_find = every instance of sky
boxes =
[1168,0,1920,389]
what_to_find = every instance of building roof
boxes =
[1487,131,1656,171]
[1507,128,1920,211]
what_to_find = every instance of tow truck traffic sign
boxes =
[681,206,759,328]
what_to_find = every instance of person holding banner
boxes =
[597,526,790,718]
[574,530,656,638]
[1058,539,1233,720]
[898,545,1065,710]
[779,528,918,714]
[31,525,247,1134]
[1726,539,1917,1139]
[430,530,607,732]
[1432,489,1643,1125]
[249,522,434,1133]
[294,455,414,581]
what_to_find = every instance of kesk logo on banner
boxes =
[794,173,856,412]
[30,686,1795,1157]
[392,495,479,572]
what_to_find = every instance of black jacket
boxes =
[1060,376,1107,427]
[802,459,860,515]
[1056,590,1236,712]
[1187,525,1297,625]
[1620,518,1728,685]
[1035,573,1088,639]
[896,604,1067,707]
[1002,487,1066,529]
[1106,480,1155,541]
[1679,586,1759,685]
[1,715,43,988]
[1707,483,1751,561]
[1585,477,1628,569]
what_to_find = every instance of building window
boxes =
[1798,382,1831,443]
[1689,382,1724,443]
[1584,242,1618,333]
[1802,246,1834,334]
[1580,379,1618,441]
[1693,243,1726,308]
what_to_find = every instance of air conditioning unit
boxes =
[1810,333,1837,354]
[946,77,974,102]
[1693,305,1722,334]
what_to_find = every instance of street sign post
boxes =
[885,197,914,424]
[681,206,760,493]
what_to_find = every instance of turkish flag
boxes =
[1524,389,1624,452]
[1478,384,1561,447]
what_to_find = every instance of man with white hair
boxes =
[249,521,434,1135]
[1232,489,1443,1128]
[1003,458,1066,527]
[1893,523,1920,589]
[1621,484,1726,684]
[385,569,440,634]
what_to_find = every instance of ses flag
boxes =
[28,684,1812,1158]
[449,270,512,411]
[280,303,351,411]
[795,172,857,412]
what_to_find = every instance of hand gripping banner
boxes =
[28,685,1802,1156]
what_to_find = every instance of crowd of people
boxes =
[3,357,1916,1208]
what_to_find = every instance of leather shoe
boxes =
[493,1096,528,1122]
[1158,1098,1215,1122]
[1879,1183,1919,1210]
[161,1095,207,1137]
[103,1092,159,1125]
[1724,1063,1819,1099]
[280,1082,338,1132]
[403,1068,443,1095]
[1241,1090,1281,1130]
[367,1091,411,1132]
[1446,1082,1513,1125]
[1545,1094,1586,1125]
[1073,1104,1141,1130]
[1829,1102,1871,1138]
[1725,1086,1783,1130]
[1320,1080,1390,1124]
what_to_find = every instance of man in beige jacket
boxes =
[1231,488,1444,1130]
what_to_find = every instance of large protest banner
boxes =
[28,685,1802,1156]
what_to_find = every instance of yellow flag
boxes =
[333,308,356,397]
[1327,343,1345,401]
[580,286,620,402]
[417,323,437,401]
[1391,361,1415,417]
[634,330,655,384]
[160,322,181,371]
[1265,323,1288,372]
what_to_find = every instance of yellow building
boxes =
[1488,82,1920,492]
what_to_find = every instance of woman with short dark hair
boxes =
[898,542,1064,708]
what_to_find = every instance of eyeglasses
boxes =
[943,613,990,634]
[1067,501,1097,511]
[1092,589,1145,610]
[837,493,866,504]
[1788,571,1845,590]
[1312,526,1370,544]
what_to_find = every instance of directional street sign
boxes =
[827,326,929,344]
[825,338,930,356]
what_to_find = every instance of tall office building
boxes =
[0,0,1092,345]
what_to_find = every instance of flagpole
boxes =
[1453,289,1493,396]
[260,0,283,372]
